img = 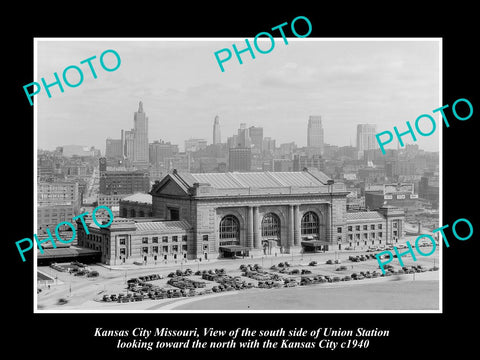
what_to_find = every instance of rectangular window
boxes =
[120,248,126,255]
[348,234,353,240]
[203,235,208,241]
[355,234,360,240]
[393,222,398,228]
[371,232,375,238]
[363,225,368,231]
[393,230,398,236]
[162,246,168,253]
[348,226,353,232]
[119,238,126,245]
[203,244,208,250]
[337,236,342,242]
[152,246,158,253]
[182,235,188,242]
[371,224,375,230]
[172,245,178,252]
[172,236,178,242]
[378,232,383,238]
[162,236,168,243]
[355,225,360,231]
[337,227,342,233]
[182,245,188,251]
[378,224,383,229]
[142,237,148,244]
[142,247,148,254]
[363,233,368,239]
[152,237,158,243]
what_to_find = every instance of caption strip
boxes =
[95,327,388,351]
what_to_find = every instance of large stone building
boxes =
[77,169,405,265]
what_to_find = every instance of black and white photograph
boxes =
[8,6,478,357]
[33,38,441,312]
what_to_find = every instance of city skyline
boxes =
[36,39,441,153]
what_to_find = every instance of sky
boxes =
[35,38,441,153]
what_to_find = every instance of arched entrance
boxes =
[219,215,246,258]
[261,213,281,255]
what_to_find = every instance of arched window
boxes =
[121,208,127,218]
[301,211,319,237]
[130,208,136,217]
[219,215,240,246]
[262,213,281,238]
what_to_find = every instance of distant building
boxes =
[273,158,293,172]
[249,126,263,151]
[228,147,251,171]
[124,129,135,160]
[185,138,208,153]
[235,123,251,148]
[262,137,276,155]
[149,140,179,166]
[164,152,191,172]
[293,154,325,172]
[99,162,150,195]
[213,115,221,145]
[61,145,97,157]
[365,183,419,211]
[418,174,439,208]
[37,180,81,233]
[307,116,324,155]
[105,138,123,160]
[356,124,377,158]
[132,101,149,168]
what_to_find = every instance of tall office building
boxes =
[123,129,135,161]
[213,115,221,145]
[133,101,149,168]
[356,124,378,159]
[237,123,251,148]
[249,126,263,151]
[307,116,324,155]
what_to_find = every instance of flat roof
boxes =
[345,211,385,221]
[37,246,101,259]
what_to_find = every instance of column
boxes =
[247,206,254,249]
[326,203,332,243]
[253,206,260,249]
[288,205,294,249]
[294,205,300,246]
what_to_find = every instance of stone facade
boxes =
[77,170,405,265]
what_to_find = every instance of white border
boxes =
[33,37,443,314]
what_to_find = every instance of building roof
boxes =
[135,220,192,232]
[180,170,331,189]
[121,193,152,204]
[345,211,385,221]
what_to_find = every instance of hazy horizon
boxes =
[35,38,441,154]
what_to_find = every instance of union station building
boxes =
[77,169,405,265]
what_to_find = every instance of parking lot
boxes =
[36,243,440,310]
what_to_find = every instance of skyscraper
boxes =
[307,116,324,155]
[249,126,263,151]
[133,101,149,168]
[237,123,251,148]
[356,124,378,157]
[213,115,221,145]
